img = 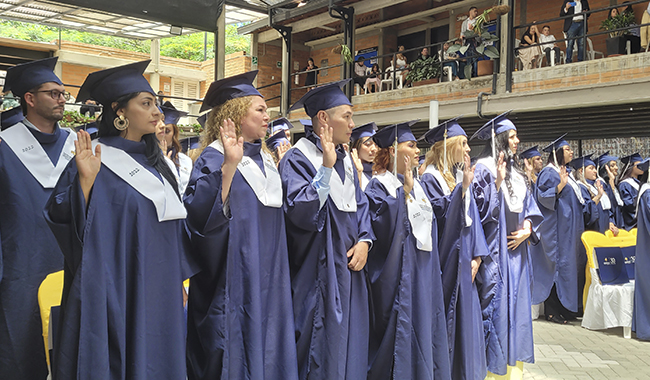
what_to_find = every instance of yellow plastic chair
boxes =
[37,271,64,371]
[605,228,633,238]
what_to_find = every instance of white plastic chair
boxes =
[381,64,403,91]
[586,37,604,60]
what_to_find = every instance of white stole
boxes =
[374,171,433,251]
[584,180,611,210]
[547,163,584,205]
[0,122,76,188]
[636,183,650,219]
[360,172,371,191]
[478,157,528,213]
[95,142,187,222]
[293,138,357,212]
[622,177,640,192]
[423,164,472,226]
[598,176,624,207]
[209,140,283,208]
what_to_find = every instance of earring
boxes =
[114,115,129,131]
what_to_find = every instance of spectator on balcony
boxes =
[416,47,431,62]
[642,3,650,51]
[353,57,367,88]
[461,6,479,37]
[80,98,101,117]
[392,45,409,83]
[560,0,591,63]
[623,3,642,53]
[540,25,561,65]
[364,63,382,93]
[304,57,319,90]
[519,24,541,70]
[440,42,460,80]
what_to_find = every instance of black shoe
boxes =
[546,314,567,324]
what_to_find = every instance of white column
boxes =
[150,39,161,92]
[216,10,226,80]
[429,100,439,129]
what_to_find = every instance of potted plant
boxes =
[447,5,510,79]
[600,12,635,56]
[405,55,441,86]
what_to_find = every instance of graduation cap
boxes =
[542,133,569,167]
[200,70,262,112]
[300,118,313,133]
[596,151,618,170]
[419,116,466,173]
[288,79,352,118]
[469,111,515,159]
[519,145,541,160]
[351,122,378,145]
[268,117,295,134]
[637,158,650,172]
[0,106,24,130]
[160,101,188,125]
[265,130,290,151]
[418,154,426,166]
[3,57,62,98]
[619,152,644,176]
[373,120,419,174]
[568,154,595,171]
[197,113,208,129]
[74,122,99,139]
[77,60,153,107]
[180,135,200,152]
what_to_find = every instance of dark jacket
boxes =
[560,0,590,33]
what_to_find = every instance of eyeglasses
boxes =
[31,89,71,101]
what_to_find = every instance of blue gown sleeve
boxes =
[619,182,637,220]
[523,190,544,245]
[420,172,453,221]
[354,169,375,244]
[183,150,230,237]
[278,149,327,233]
[535,168,560,211]
[580,186,600,229]
[471,165,500,226]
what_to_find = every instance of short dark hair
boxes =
[308,57,314,63]
[20,83,45,116]
[542,25,551,30]
[469,6,477,12]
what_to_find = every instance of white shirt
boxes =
[573,1,584,22]
[539,34,556,51]
[461,17,476,35]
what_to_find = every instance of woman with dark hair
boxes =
[617,153,647,230]
[159,101,193,194]
[364,63,382,93]
[364,121,451,380]
[184,71,298,380]
[569,155,613,234]
[44,60,195,379]
[304,57,319,89]
[350,121,378,190]
[530,135,590,326]
[420,117,489,380]
[519,24,541,70]
[470,112,542,377]
[597,152,624,227]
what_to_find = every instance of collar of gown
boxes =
[99,135,147,154]
[22,118,61,144]
[243,140,262,157]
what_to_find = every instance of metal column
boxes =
[273,25,292,116]
[329,5,355,100]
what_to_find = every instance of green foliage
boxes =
[405,55,441,83]
[600,12,636,38]
[0,20,250,61]
[59,110,96,129]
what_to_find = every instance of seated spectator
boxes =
[416,47,431,62]
[392,45,409,82]
[642,3,650,51]
[623,3,642,53]
[79,98,101,117]
[364,63,382,93]
[353,57,367,88]
[540,25,561,65]
[440,42,460,80]
[519,24,541,70]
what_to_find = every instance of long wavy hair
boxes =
[96,92,180,198]
[373,147,392,173]
[424,135,465,191]
[164,122,183,164]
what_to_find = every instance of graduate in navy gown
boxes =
[267,117,294,162]
[419,117,488,380]
[279,80,375,380]
[364,121,450,380]
[530,134,589,324]
[159,101,192,195]
[0,105,23,130]
[597,152,624,228]
[519,145,543,187]
[633,159,650,340]
[184,71,298,380]
[617,153,646,230]
[44,61,195,379]
[349,121,378,191]
[0,57,76,380]
[568,155,615,234]
[469,112,542,376]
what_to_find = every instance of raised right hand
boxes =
[403,155,414,195]
[320,122,336,168]
[75,130,101,184]
[220,118,243,168]
[351,148,363,174]
[462,153,475,192]
[558,165,569,192]
[495,152,506,191]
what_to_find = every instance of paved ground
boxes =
[523,319,650,379]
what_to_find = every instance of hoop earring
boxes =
[114,115,129,131]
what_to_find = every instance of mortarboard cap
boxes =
[74,122,99,139]
[3,57,62,98]
[197,113,208,128]
[620,152,643,166]
[568,154,595,170]
[201,71,262,112]
[265,130,290,151]
[0,106,24,130]
[597,151,618,168]
[288,79,352,118]
[160,101,188,125]
[77,60,154,107]
[351,122,378,145]
[300,118,313,133]
[269,117,295,134]
[419,116,466,145]
[519,145,541,160]
[372,120,419,149]
[637,158,650,172]
[180,135,200,152]
[469,111,515,141]
[542,133,569,153]
[418,155,426,165]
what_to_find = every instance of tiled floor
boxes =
[523,319,650,379]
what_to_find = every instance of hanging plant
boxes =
[332,43,353,63]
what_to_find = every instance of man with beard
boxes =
[0,57,76,380]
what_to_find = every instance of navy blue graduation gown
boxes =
[619,178,640,230]
[365,175,451,380]
[602,181,623,227]
[184,141,298,380]
[633,188,650,340]
[0,124,70,380]
[472,163,543,375]
[583,180,614,233]
[278,133,374,380]
[420,171,488,380]
[44,136,195,380]
[577,182,602,232]
[530,166,586,313]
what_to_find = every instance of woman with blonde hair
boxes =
[184,71,298,380]
[419,117,488,380]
